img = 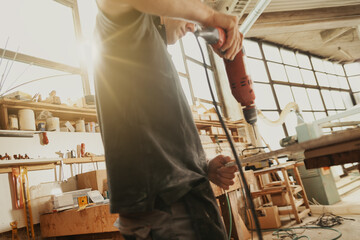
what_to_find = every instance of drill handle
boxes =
[194,27,226,49]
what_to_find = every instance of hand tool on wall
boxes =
[20,167,35,240]
[10,221,19,240]
[11,168,24,209]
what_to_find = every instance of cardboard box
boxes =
[271,192,290,206]
[77,170,108,196]
[247,206,281,229]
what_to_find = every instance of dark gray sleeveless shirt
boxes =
[94,9,208,213]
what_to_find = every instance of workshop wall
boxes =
[0,132,104,233]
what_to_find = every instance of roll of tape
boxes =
[46,117,60,131]
[76,120,85,132]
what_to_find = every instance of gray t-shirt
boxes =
[94,9,208,213]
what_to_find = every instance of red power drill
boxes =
[195,27,257,125]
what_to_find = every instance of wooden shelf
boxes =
[0,98,97,130]
[62,156,105,164]
[0,158,61,167]
[0,156,105,173]
[194,119,245,129]
[0,158,61,173]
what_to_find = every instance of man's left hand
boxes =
[208,155,237,190]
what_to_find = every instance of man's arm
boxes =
[96,0,241,60]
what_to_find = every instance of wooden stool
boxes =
[252,162,311,224]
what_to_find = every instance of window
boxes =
[280,49,297,66]
[286,66,303,84]
[300,69,317,85]
[0,0,89,101]
[253,83,277,110]
[243,39,262,59]
[268,62,287,82]
[168,42,186,74]
[166,33,222,111]
[263,43,282,63]
[348,76,360,92]
[246,58,269,83]
[0,0,78,66]
[307,89,324,111]
[344,62,360,76]
[274,84,294,109]
[243,41,356,149]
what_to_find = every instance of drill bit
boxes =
[252,124,257,140]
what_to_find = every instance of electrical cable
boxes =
[225,192,232,240]
[271,226,342,240]
[194,34,263,240]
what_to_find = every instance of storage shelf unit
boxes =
[0,98,97,130]
[194,119,246,143]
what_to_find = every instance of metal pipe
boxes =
[239,0,272,36]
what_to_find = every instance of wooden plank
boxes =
[1,98,96,114]
[298,209,311,220]
[242,128,360,164]
[27,163,56,171]
[62,156,105,164]
[40,204,118,237]
[293,167,311,210]
[0,98,98,123]
[320,27,354,43]
[243,5,360,37]
[0,164,56,173]
[304,139,360,159]
[281,169,301,223]
[0,167,13,173]
[228,191,251,240]
[251,187,285,198]
[278,199,304,215]
[0,49,81,74]
[304,150,360,169]
[0,158,60,167]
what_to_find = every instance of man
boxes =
[94,0,242,239]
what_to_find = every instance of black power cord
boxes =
[194,34,263,240]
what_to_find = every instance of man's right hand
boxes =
[205,11,243,61]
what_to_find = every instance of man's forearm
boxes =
[98,0,215,26]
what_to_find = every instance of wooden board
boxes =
[40,204,118,237]
[304,150,360,169]
[241,128,360,164]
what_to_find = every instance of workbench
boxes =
[40,204,123,239]
[240,128,360,171]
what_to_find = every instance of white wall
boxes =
[0,132,105,233]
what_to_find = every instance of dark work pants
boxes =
[116,180,227,240]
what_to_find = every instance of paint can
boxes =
[75,120,85,132]
[37,122,46,131]
[46,117,60,131]
[8,115,19,130]
[18,109,36,131]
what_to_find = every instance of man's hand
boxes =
[205,12,243,60]
[208,155,237,190]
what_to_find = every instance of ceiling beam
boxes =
[243,5,360,37]
[0,48,81,74]
[320,27,354,44]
